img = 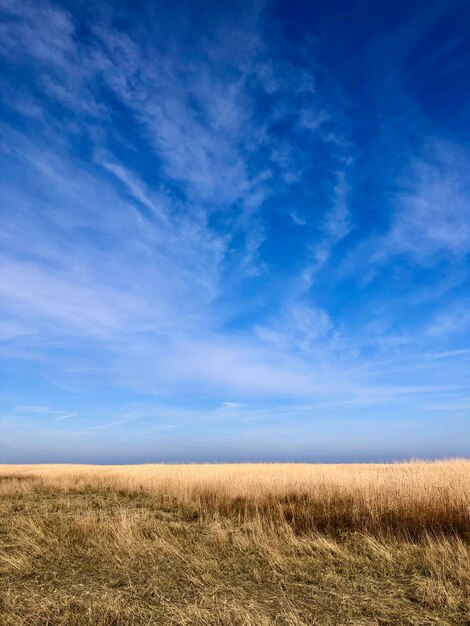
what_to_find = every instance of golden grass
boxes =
[0,460,469,625]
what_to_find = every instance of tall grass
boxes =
[1,459,469,535]
[1,460,469,625]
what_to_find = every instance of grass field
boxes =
[0,460,469,625]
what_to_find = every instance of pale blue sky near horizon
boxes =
[0,0,469,463]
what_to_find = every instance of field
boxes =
[0,460,469,625]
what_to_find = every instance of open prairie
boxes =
[0,460,469,625]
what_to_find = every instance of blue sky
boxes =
[0,0,469,462]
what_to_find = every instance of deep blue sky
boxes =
[0,0,469,462]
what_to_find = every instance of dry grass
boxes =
[0,460,469,625]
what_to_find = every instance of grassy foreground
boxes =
[0,461,469,625]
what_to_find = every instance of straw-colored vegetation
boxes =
[0,460,469,625]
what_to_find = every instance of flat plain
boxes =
[0,460,469,625]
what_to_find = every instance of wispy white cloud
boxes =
[96,154,169,224]
[88,416,141,430]
[427,349,470,359]
[426,306,470,337]
[14,405,78,422]
[380,141,470,263]
[15,405,58,414]
[312,169,353,269]
[0,320,33,341]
